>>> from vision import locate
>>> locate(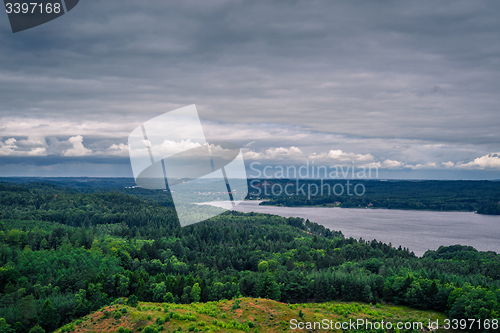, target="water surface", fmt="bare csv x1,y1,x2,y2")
202,201,500,256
